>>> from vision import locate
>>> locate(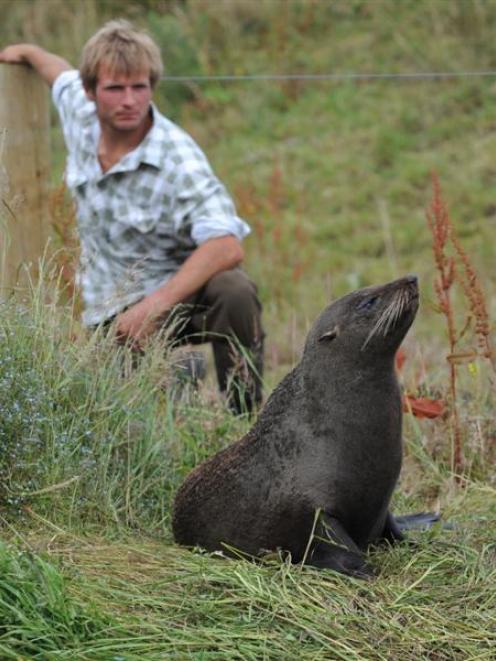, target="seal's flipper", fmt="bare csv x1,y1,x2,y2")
381,510,406,544
307,544,374,579
306,514,374,579
379,511,445,546
394,511,442,531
